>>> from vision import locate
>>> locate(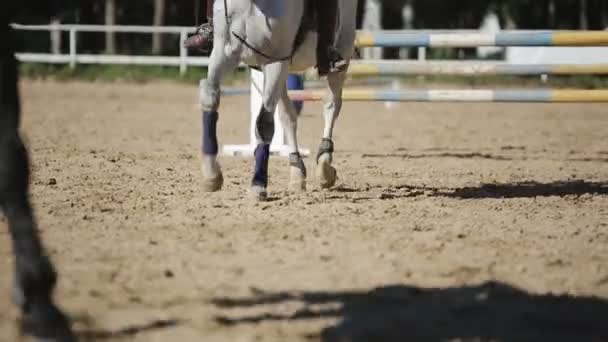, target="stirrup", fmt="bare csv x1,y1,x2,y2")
327,47,347,73
330,59,348,73
195,23,213,36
